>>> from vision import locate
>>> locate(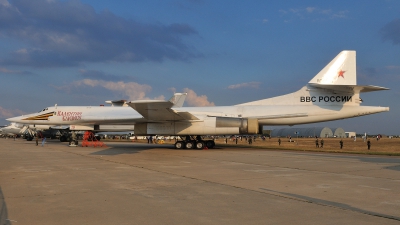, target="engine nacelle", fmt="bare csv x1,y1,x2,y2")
134,117,259,135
